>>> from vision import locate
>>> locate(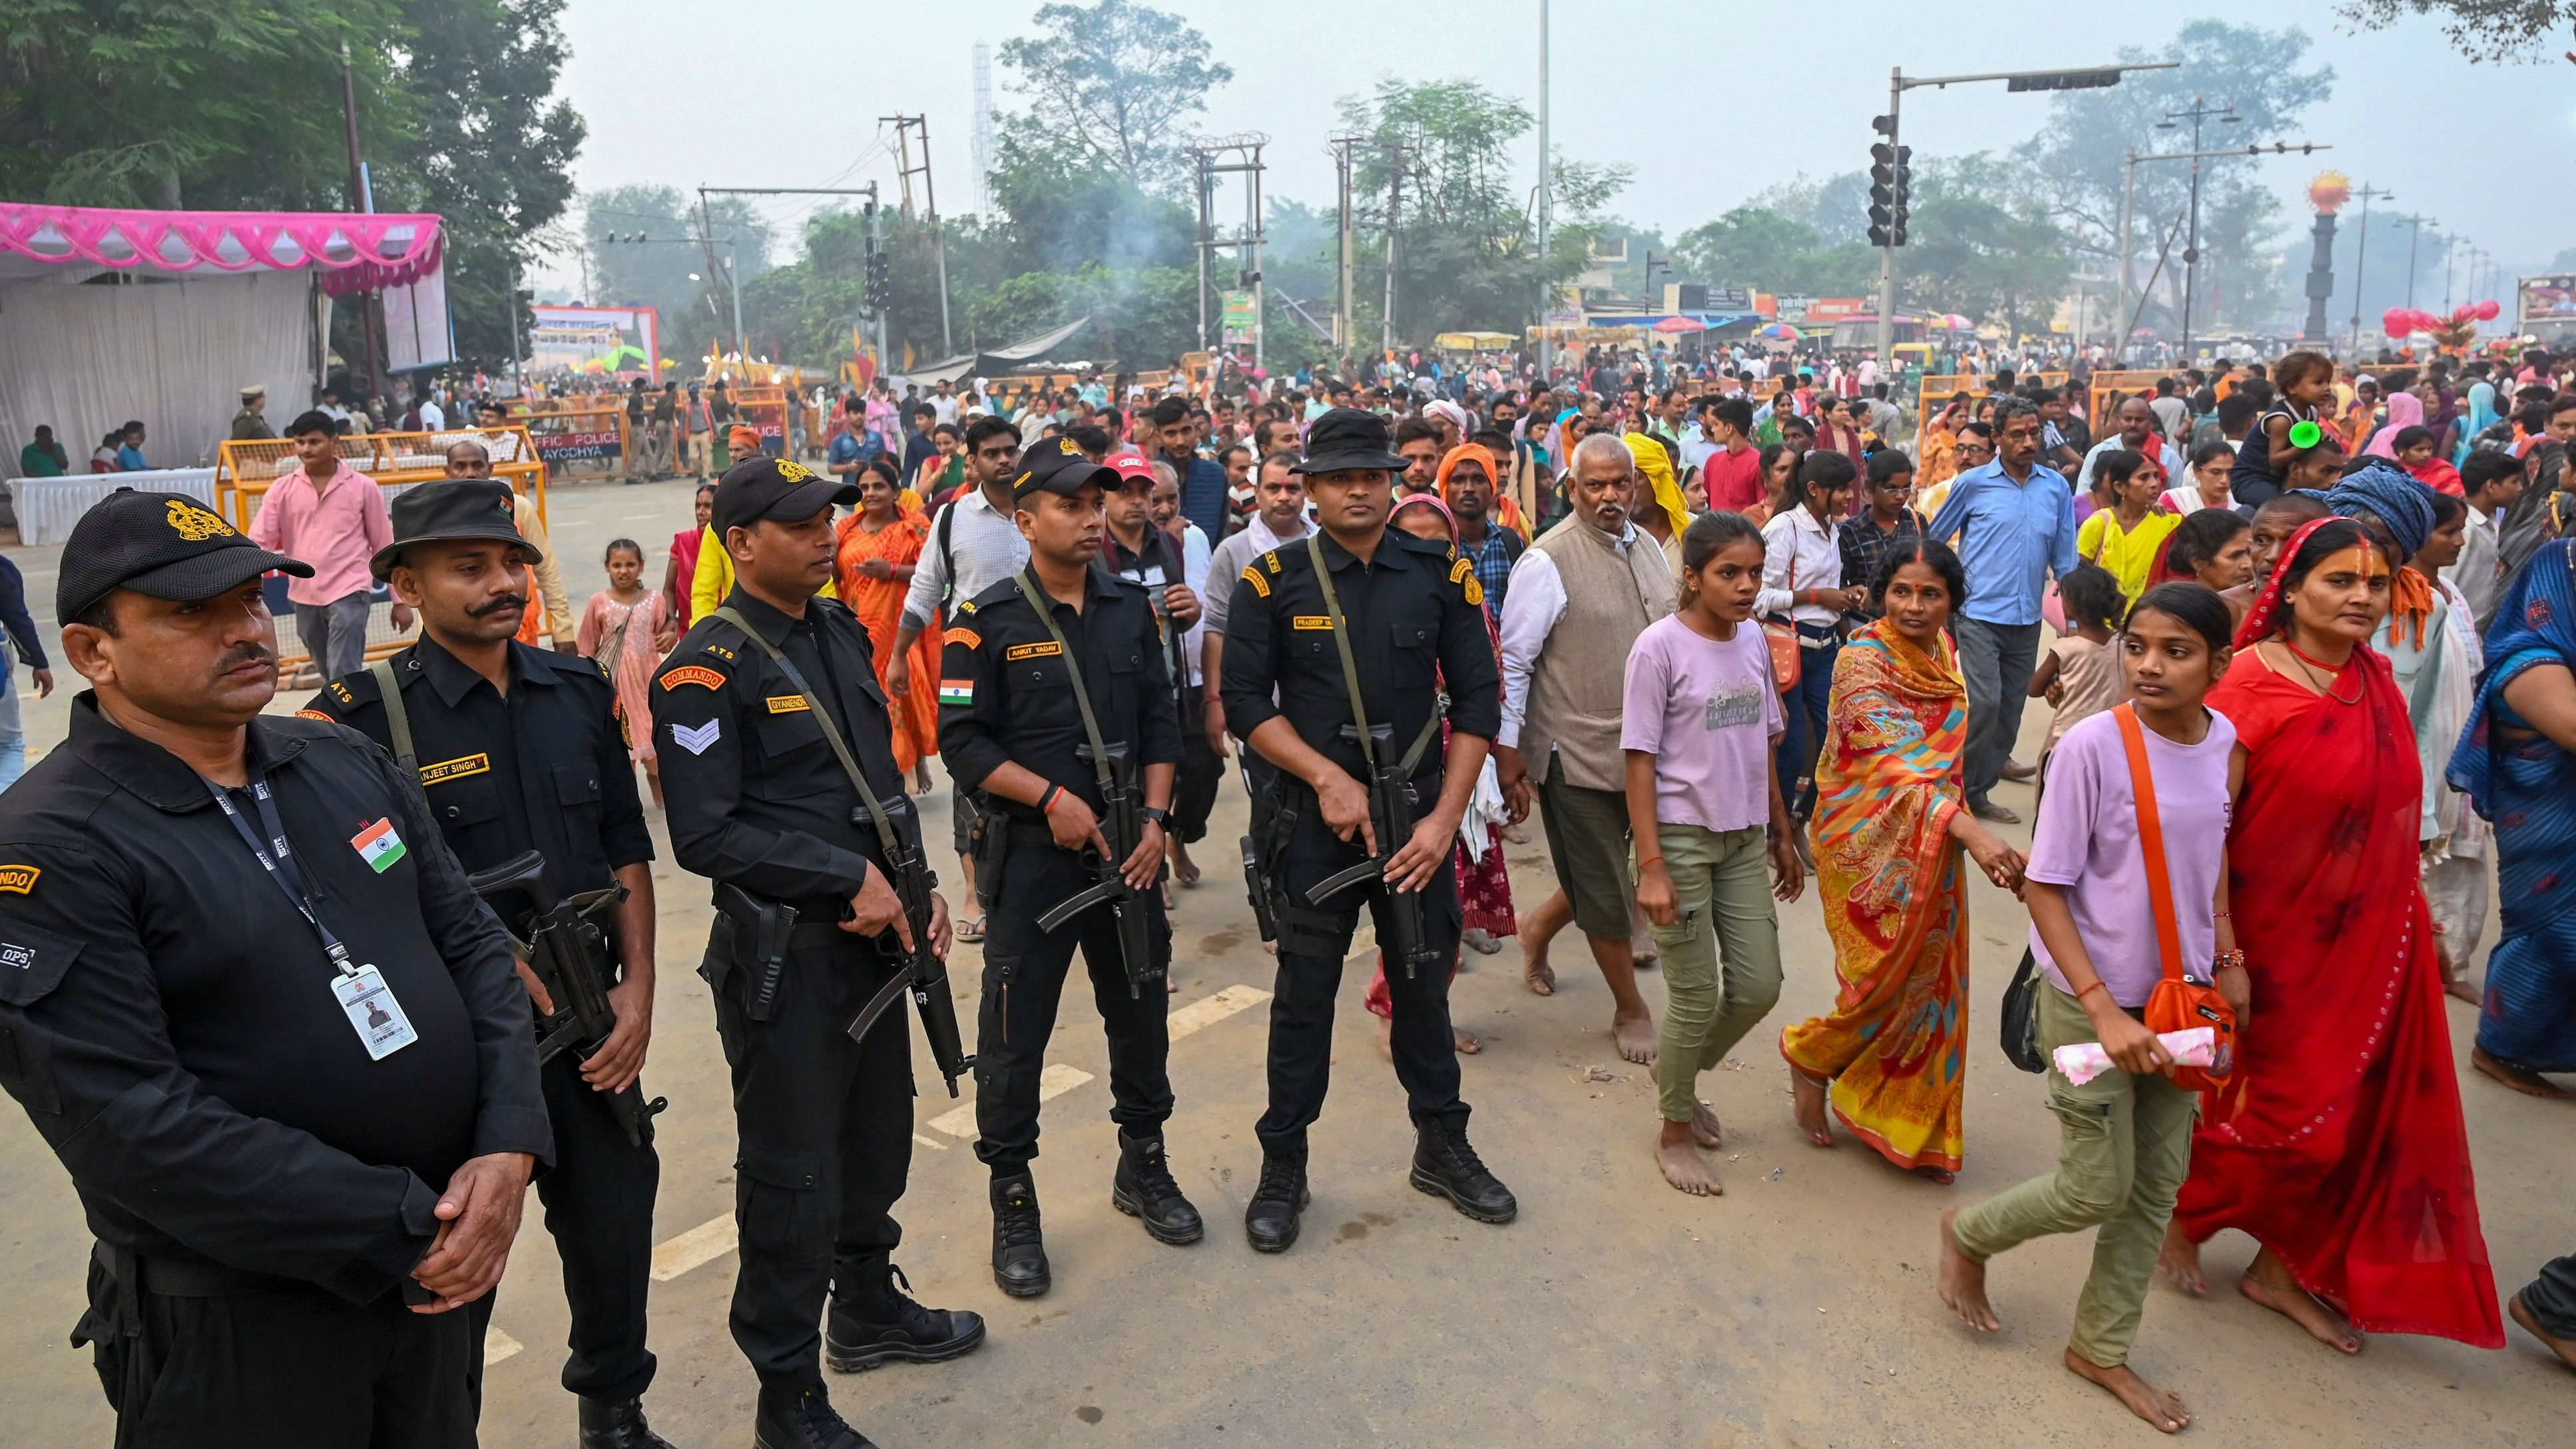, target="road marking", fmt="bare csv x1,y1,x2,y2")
1168,982,1272,1038
483,1326,525,1367
642,983,1269,1281
650,1214,742,1283
928,1061,1090,1138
